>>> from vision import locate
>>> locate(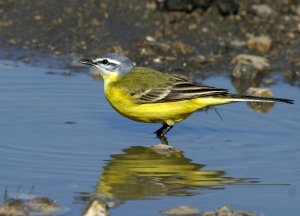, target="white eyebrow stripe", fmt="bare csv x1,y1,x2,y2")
94,58,121,65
